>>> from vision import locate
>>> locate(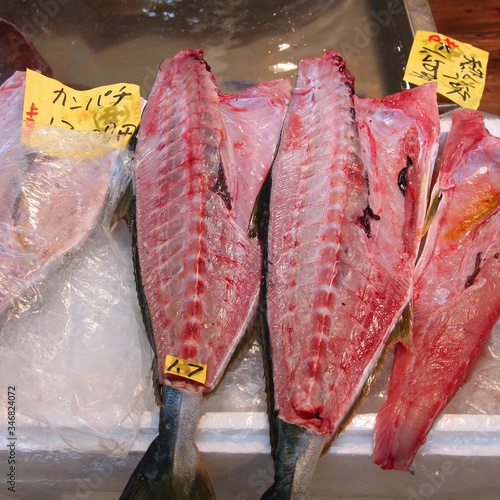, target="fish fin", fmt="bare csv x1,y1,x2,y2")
121,387,216,500
119,436,216,500
110,180,134,230
389,301,413,349
422,191,443,237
